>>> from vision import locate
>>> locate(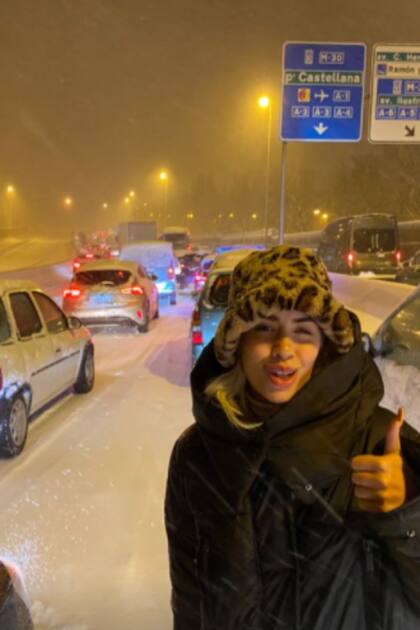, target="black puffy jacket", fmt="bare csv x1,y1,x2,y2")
165,334,420,630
